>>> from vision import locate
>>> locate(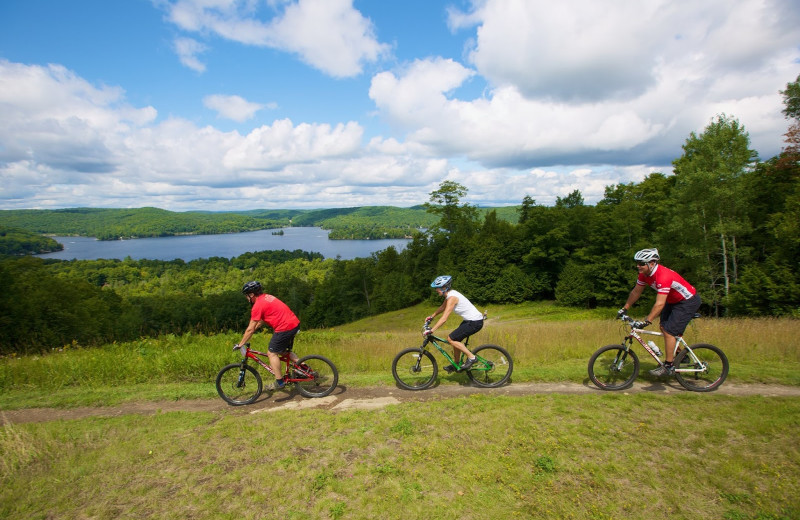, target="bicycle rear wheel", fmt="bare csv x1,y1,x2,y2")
674,343,728,392
216,363,263,405
295,355,339,397
588,345,639,390
466,344,513,388
392,348,438,390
